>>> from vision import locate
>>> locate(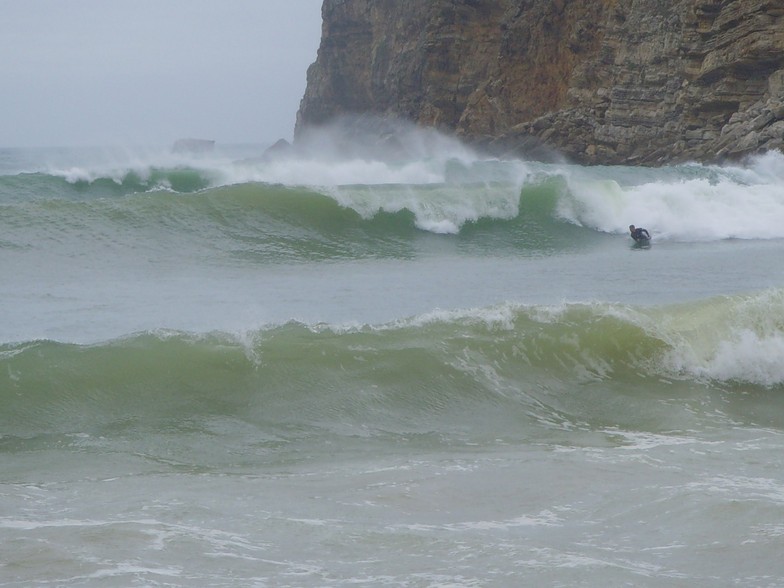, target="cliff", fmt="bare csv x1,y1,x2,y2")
295,0,784,165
